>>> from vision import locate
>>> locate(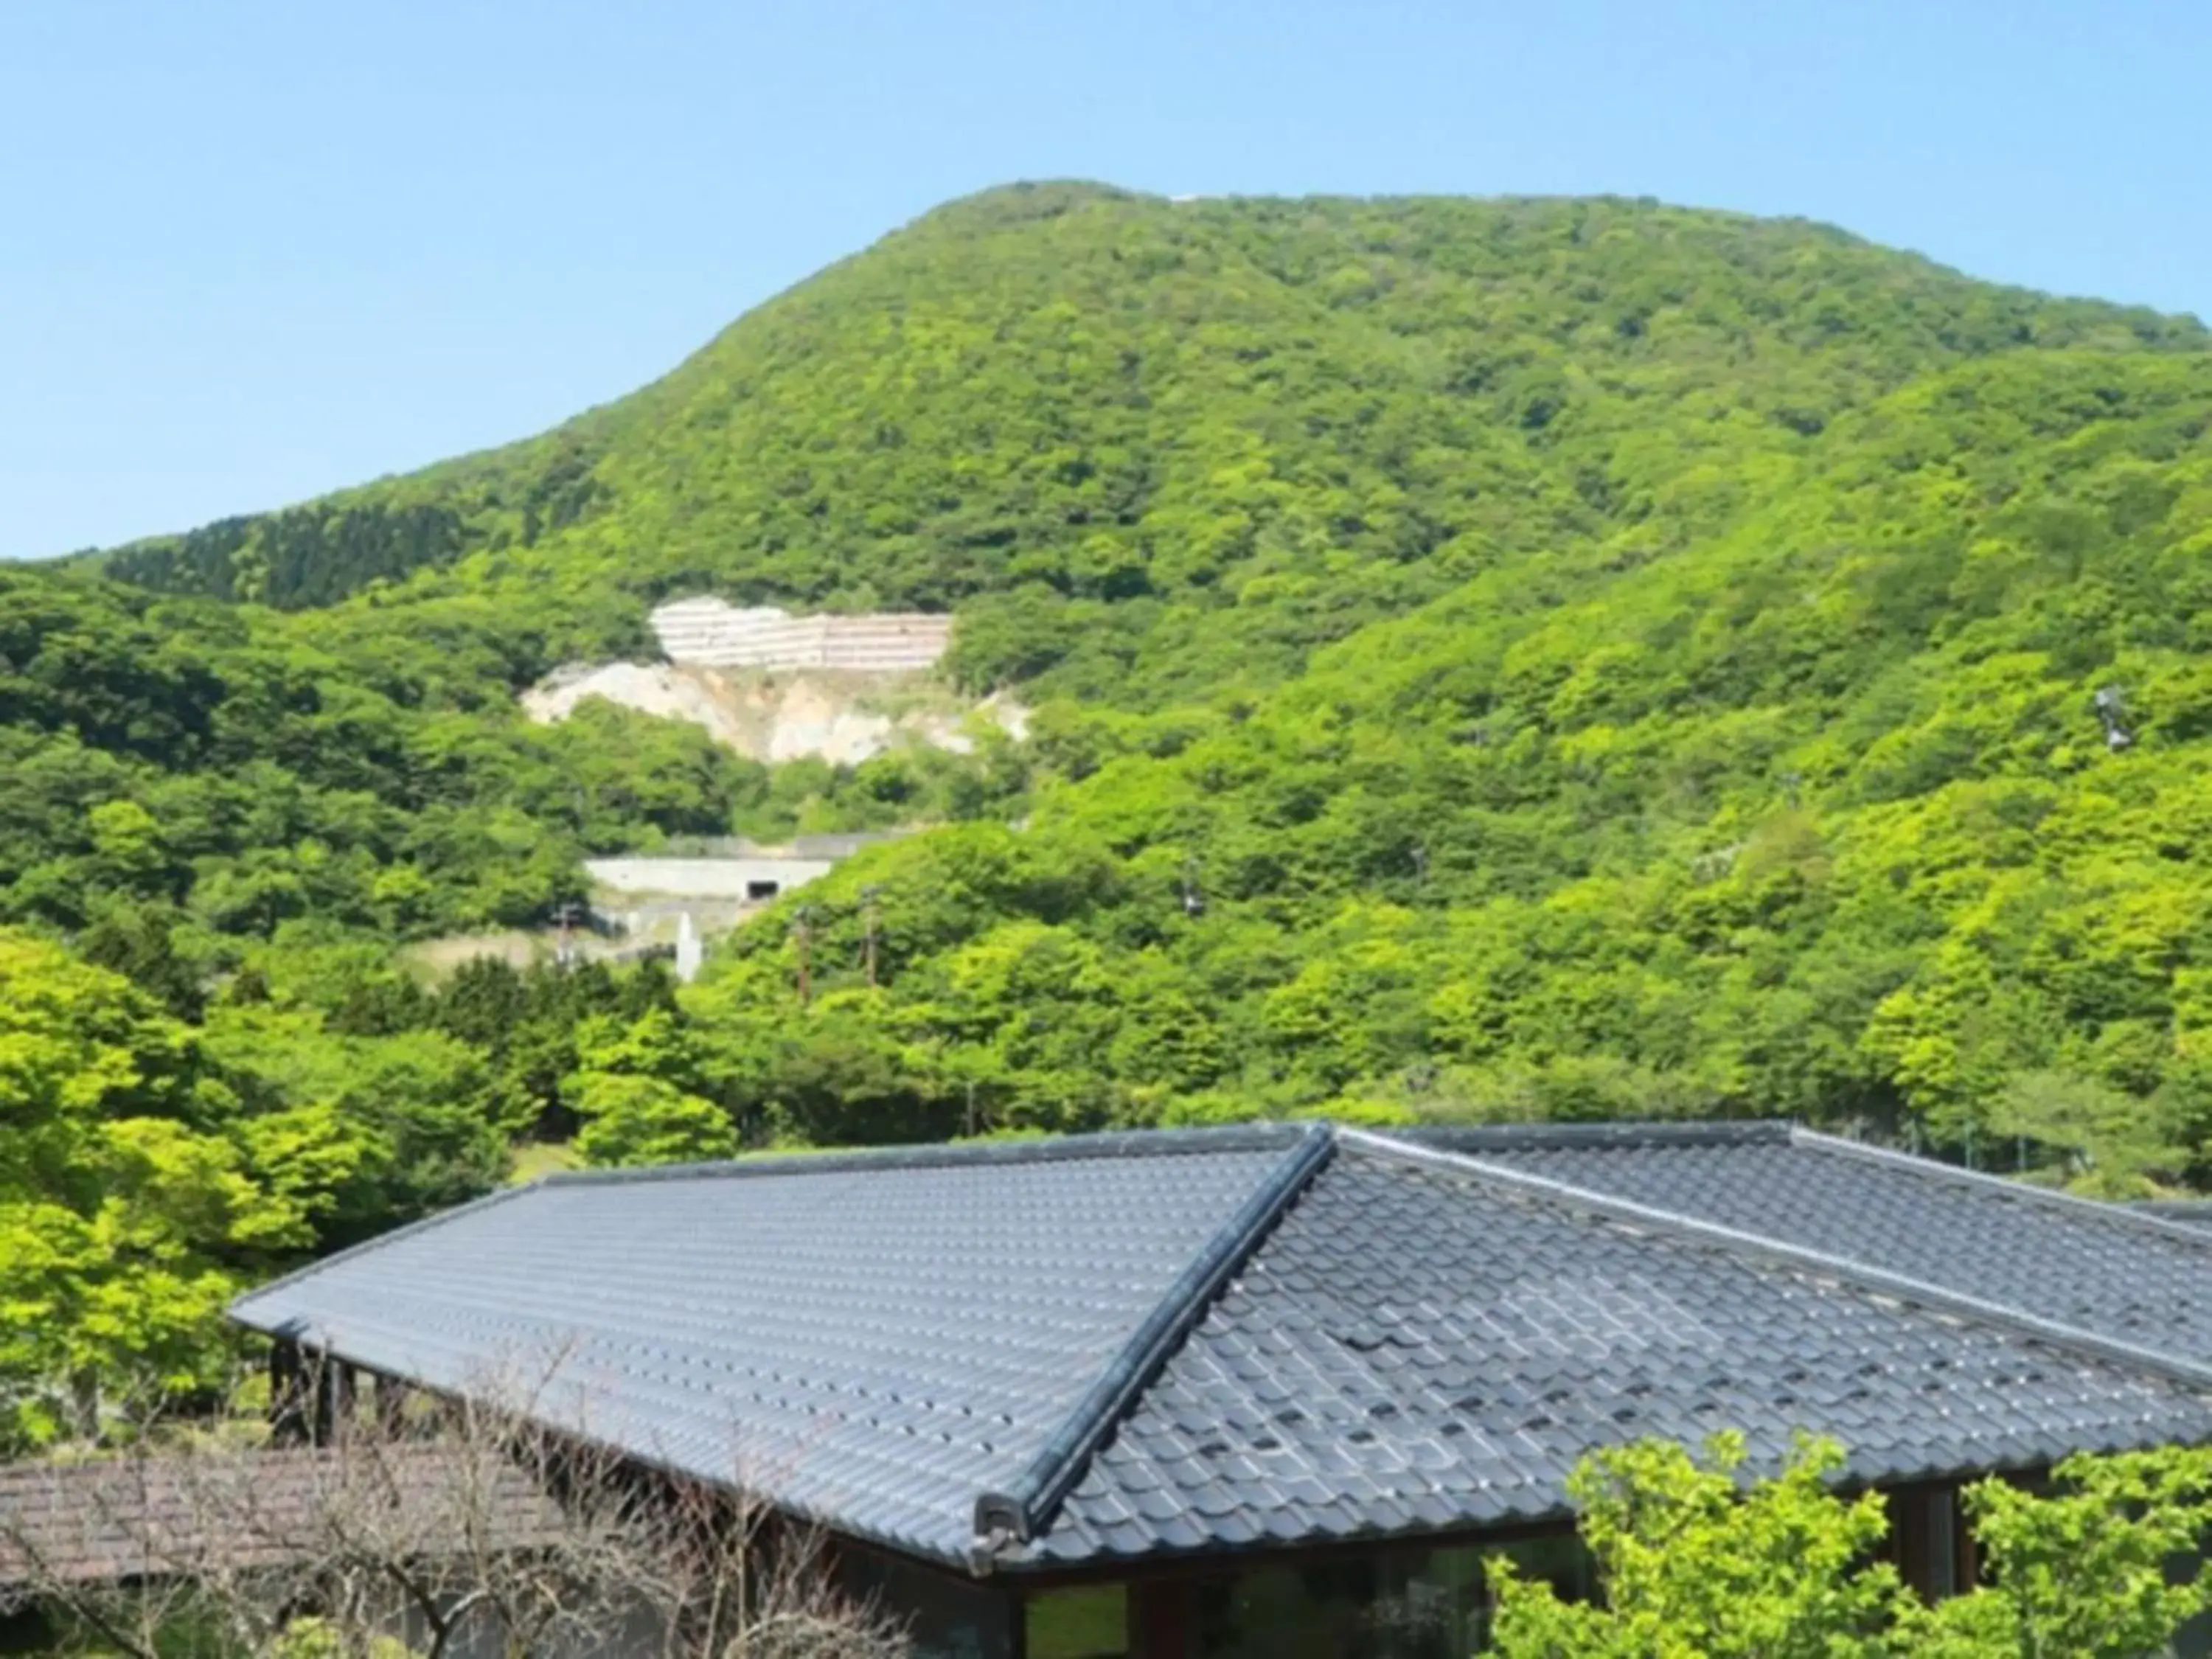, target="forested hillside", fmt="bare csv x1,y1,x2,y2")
703,348,2212,1167
86,182,2195,698
10,182,2212,1436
